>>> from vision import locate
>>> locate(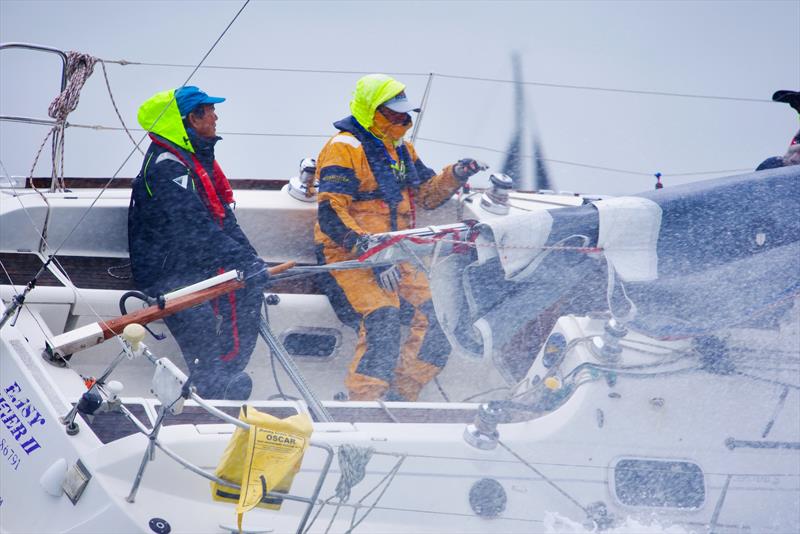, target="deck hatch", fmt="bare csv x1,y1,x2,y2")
613,458,705,509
